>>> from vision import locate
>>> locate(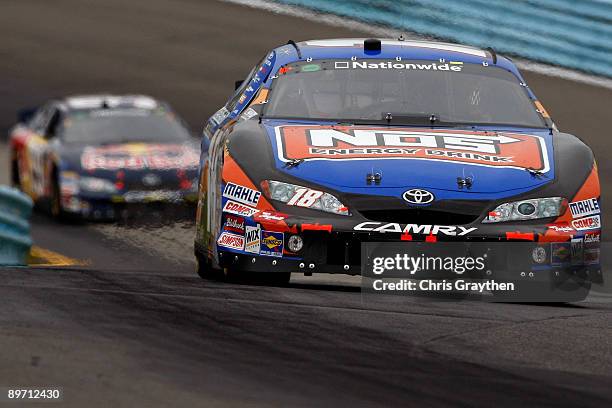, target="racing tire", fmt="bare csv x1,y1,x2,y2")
10,157,20,189
226,270,291,286
262,272,291,286
50,172,69,222
195,250,223,280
